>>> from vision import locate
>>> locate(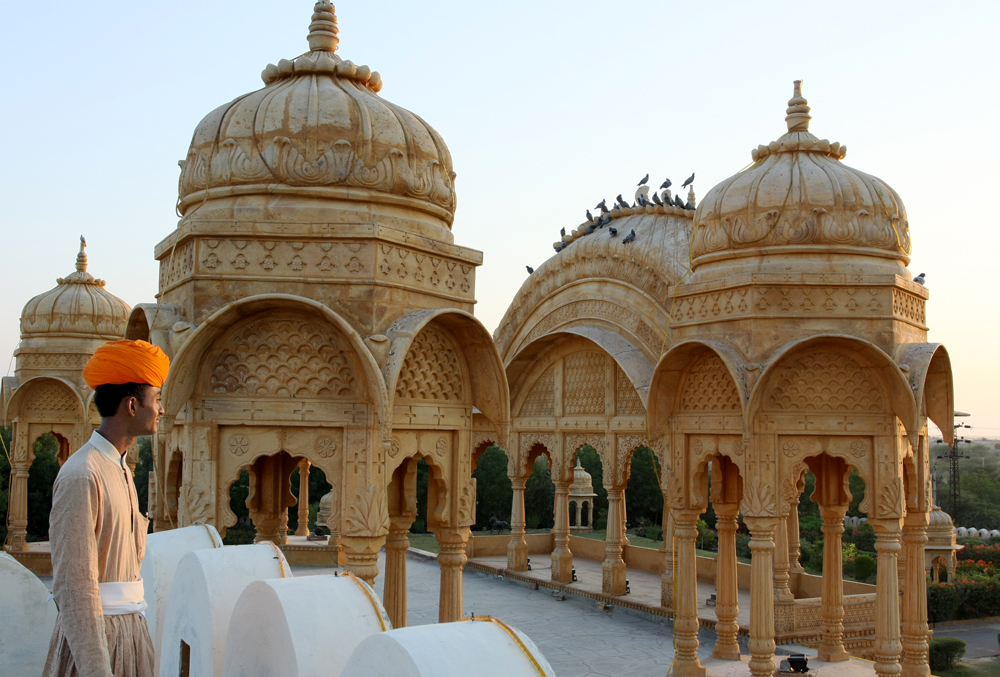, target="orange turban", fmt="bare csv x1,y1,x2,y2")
83,340,170,388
